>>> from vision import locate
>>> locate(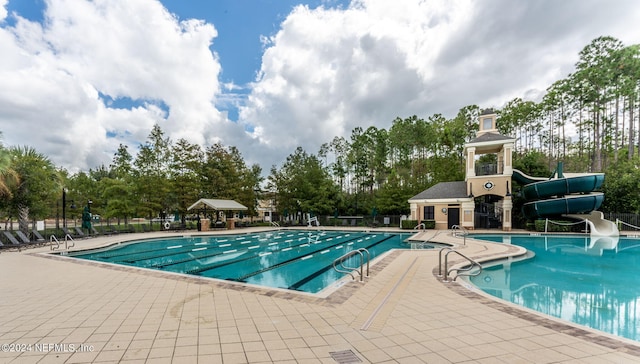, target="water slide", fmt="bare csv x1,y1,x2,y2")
512,167,618,237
